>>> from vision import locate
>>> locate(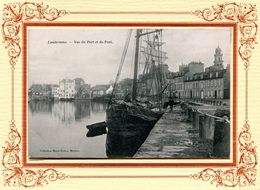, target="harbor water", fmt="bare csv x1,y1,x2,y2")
28,100,107,158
